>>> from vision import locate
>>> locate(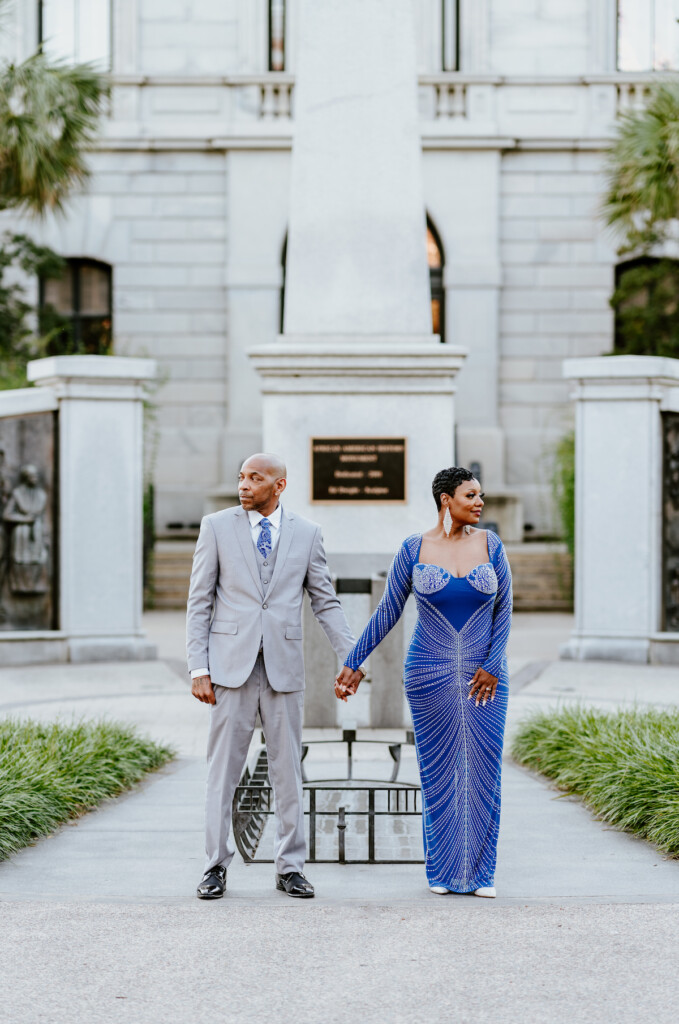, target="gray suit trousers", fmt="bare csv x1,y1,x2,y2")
204,653,305,875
